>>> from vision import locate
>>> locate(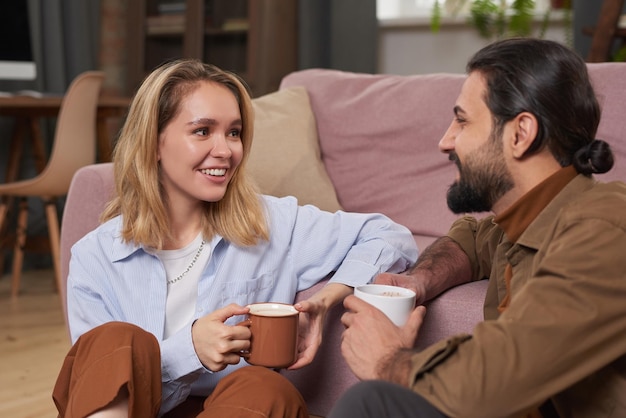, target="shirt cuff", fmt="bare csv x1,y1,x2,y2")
329,259,380,288
161,322,205,382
